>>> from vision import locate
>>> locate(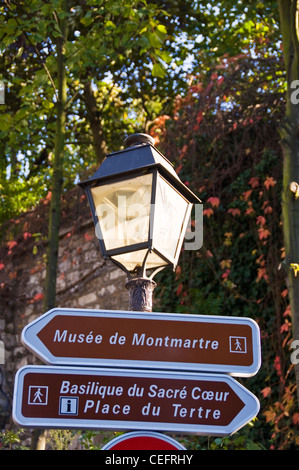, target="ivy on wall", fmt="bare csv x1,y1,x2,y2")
152,51,298,450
